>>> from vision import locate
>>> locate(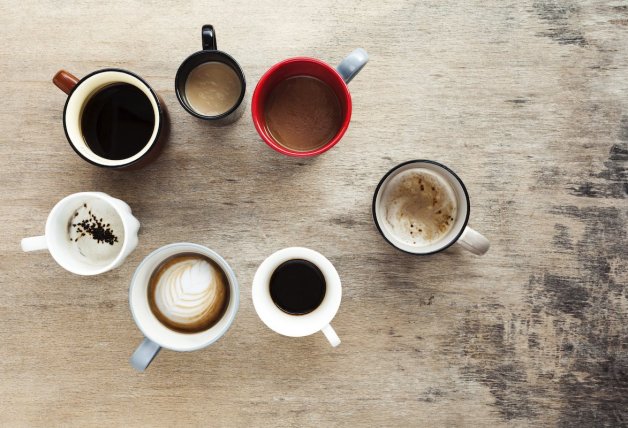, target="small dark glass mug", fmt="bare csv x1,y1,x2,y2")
175,25,246,125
